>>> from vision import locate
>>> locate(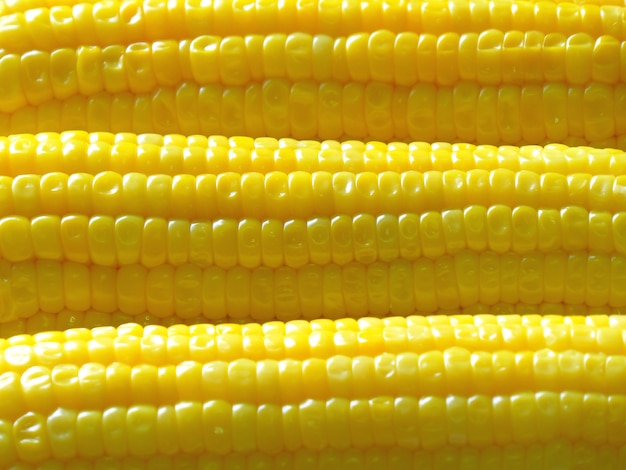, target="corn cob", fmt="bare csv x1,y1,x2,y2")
3,302,626,338
0,141,623,321
3,133,626,177
0,252,623,323
2,81,625,147
2,316,626,465
8,348,626,405
5,30,625,110
7,441,625,470
0,0,101,15
0,207,624,267
3,314,626,366
7,443,626,470
1,394,626,463
2,169,626,220
2,0,626,465
2,0,626,54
